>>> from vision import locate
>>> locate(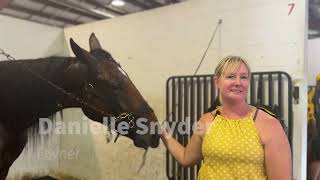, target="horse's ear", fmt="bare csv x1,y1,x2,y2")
70,38,94,64
89,33,102,51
